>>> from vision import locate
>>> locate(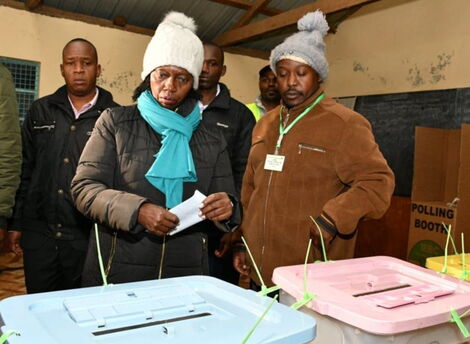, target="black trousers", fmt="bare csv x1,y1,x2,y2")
22,232,87,294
